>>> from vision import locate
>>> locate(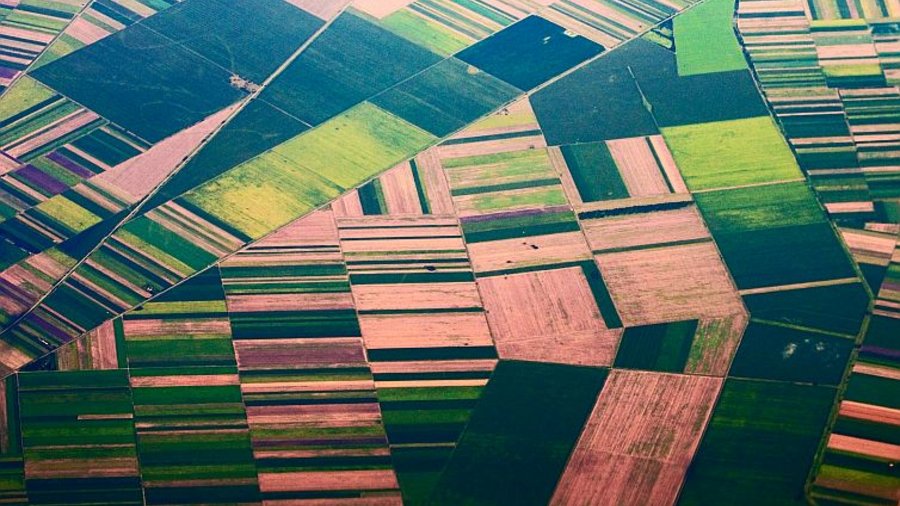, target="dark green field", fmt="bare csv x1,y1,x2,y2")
260,12,441,126
531,41,659,144
31,25,244,143
371,57,520,137
141,0,323,82
679,379,837,505
559,141,630,201
614,320,698,372
743,282,870,335
729,322,855,385
430,361,608,505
